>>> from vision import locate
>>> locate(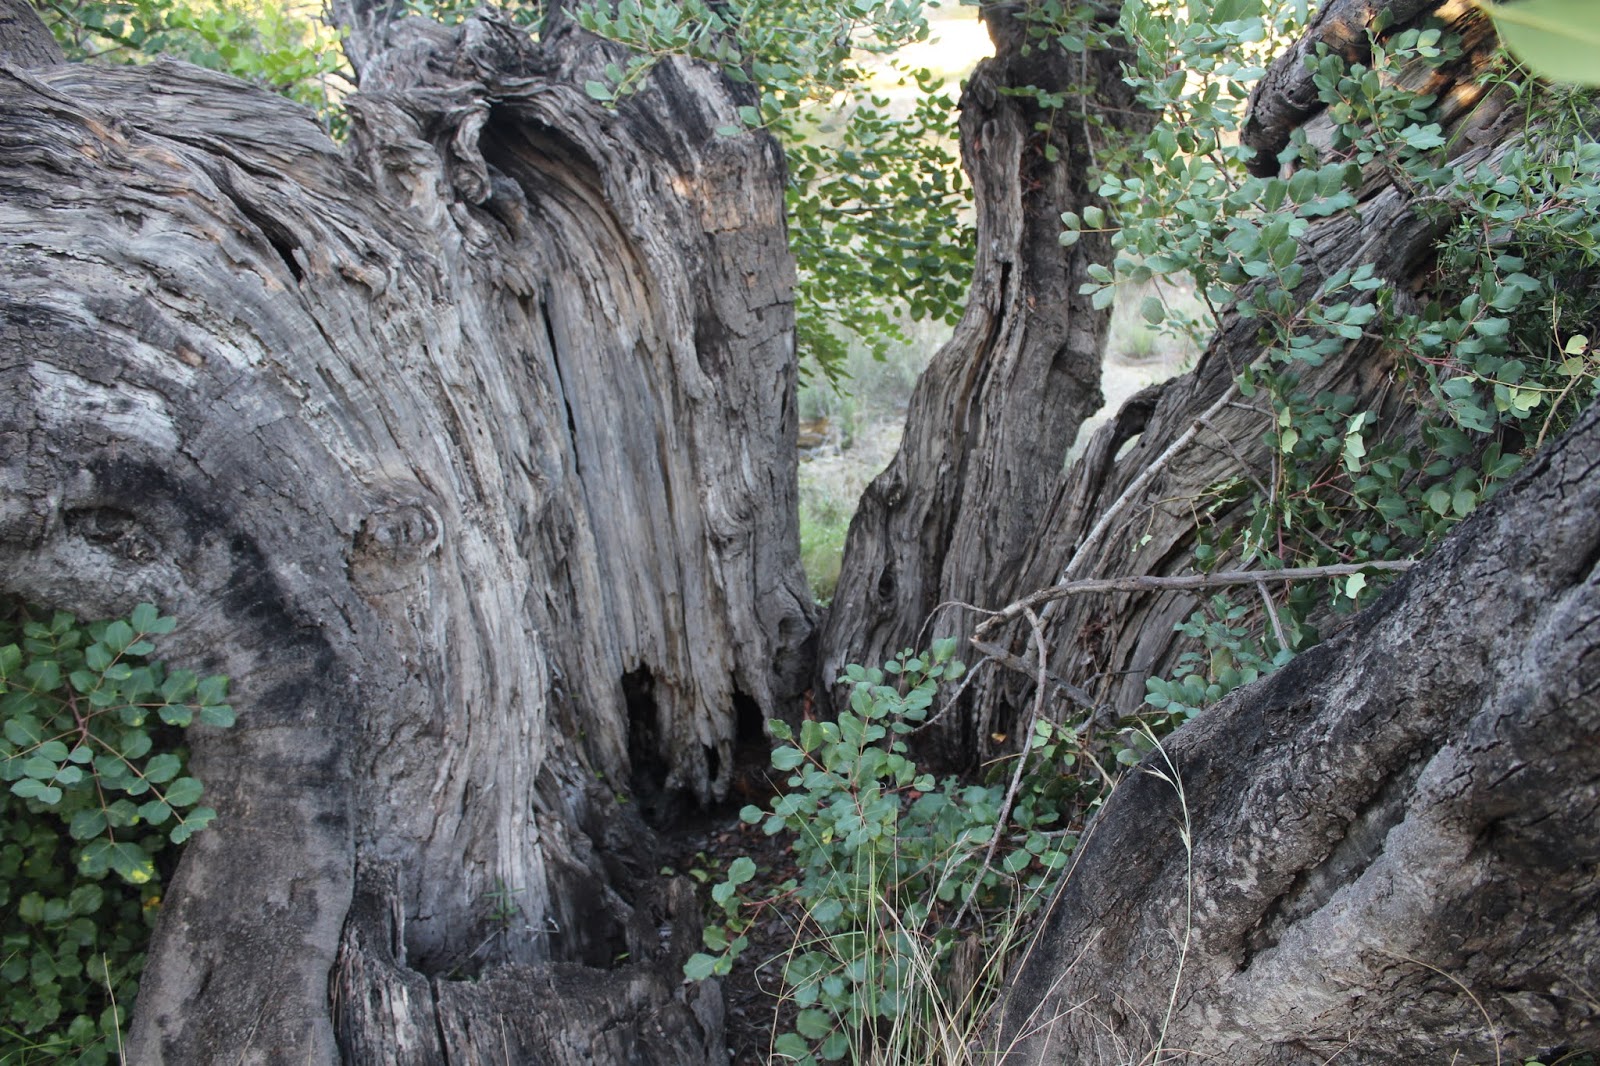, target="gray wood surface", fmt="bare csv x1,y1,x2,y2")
1000,388,1600,1064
